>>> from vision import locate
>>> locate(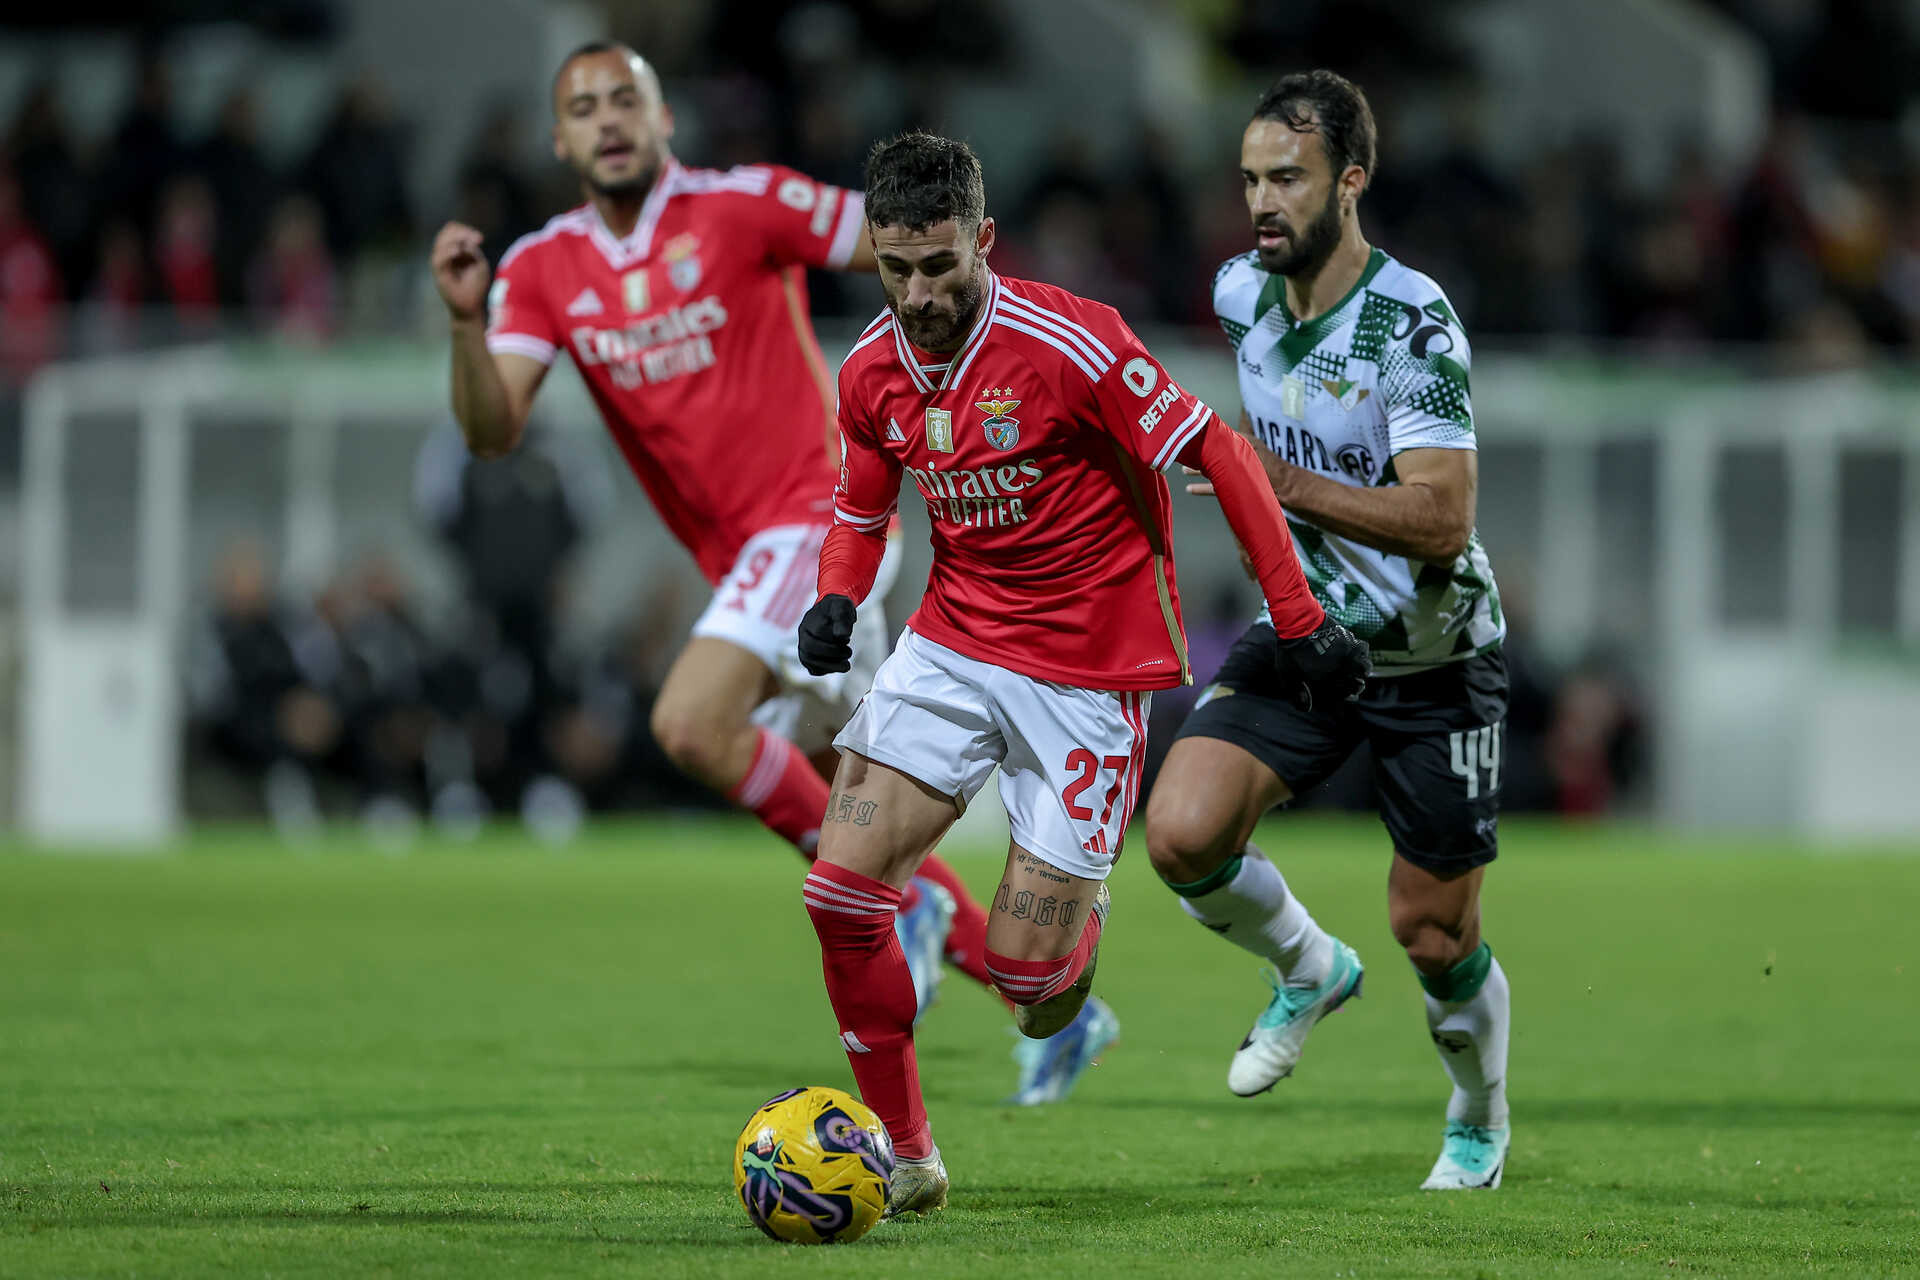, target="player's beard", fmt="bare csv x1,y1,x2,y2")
1256,184,1343,278
892,268,984,354
582,148,662,202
